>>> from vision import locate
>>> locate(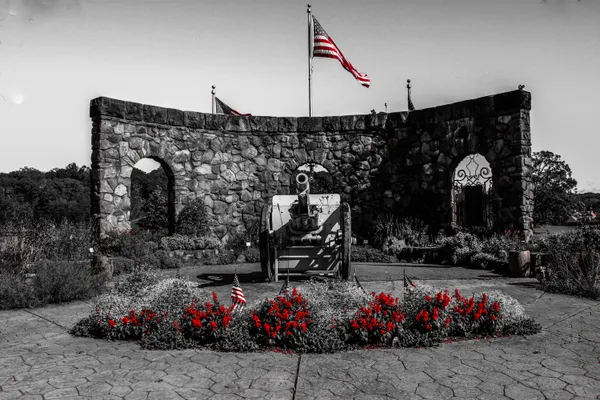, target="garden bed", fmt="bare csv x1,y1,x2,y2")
70,270,542,353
